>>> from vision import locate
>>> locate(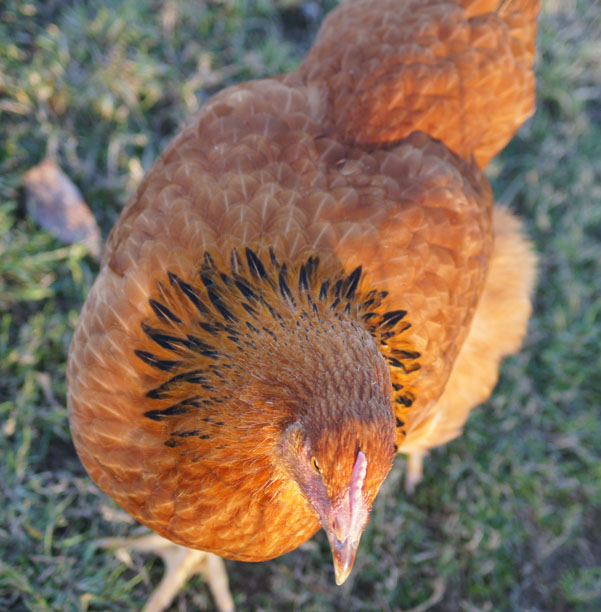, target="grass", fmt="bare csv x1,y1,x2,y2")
1,0,600,610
